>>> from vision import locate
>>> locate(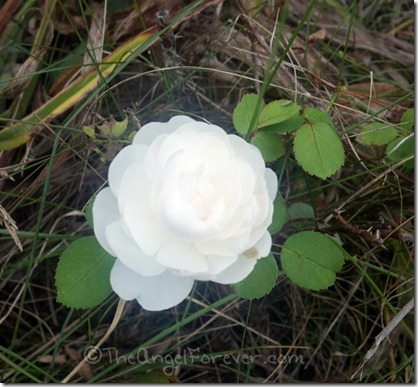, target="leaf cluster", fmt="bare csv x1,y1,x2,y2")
231,94,348,299
233,94,345,179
